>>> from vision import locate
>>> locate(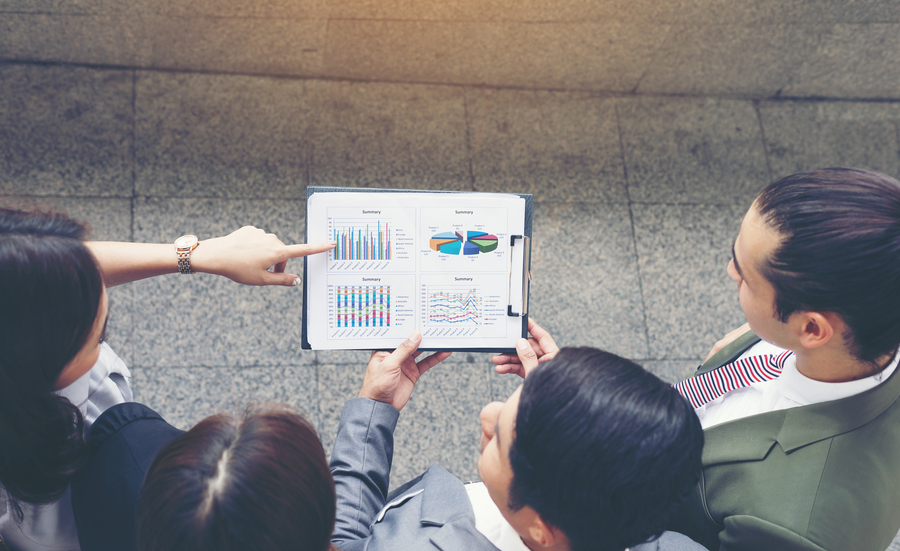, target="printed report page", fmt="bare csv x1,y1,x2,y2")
305,191,527,350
